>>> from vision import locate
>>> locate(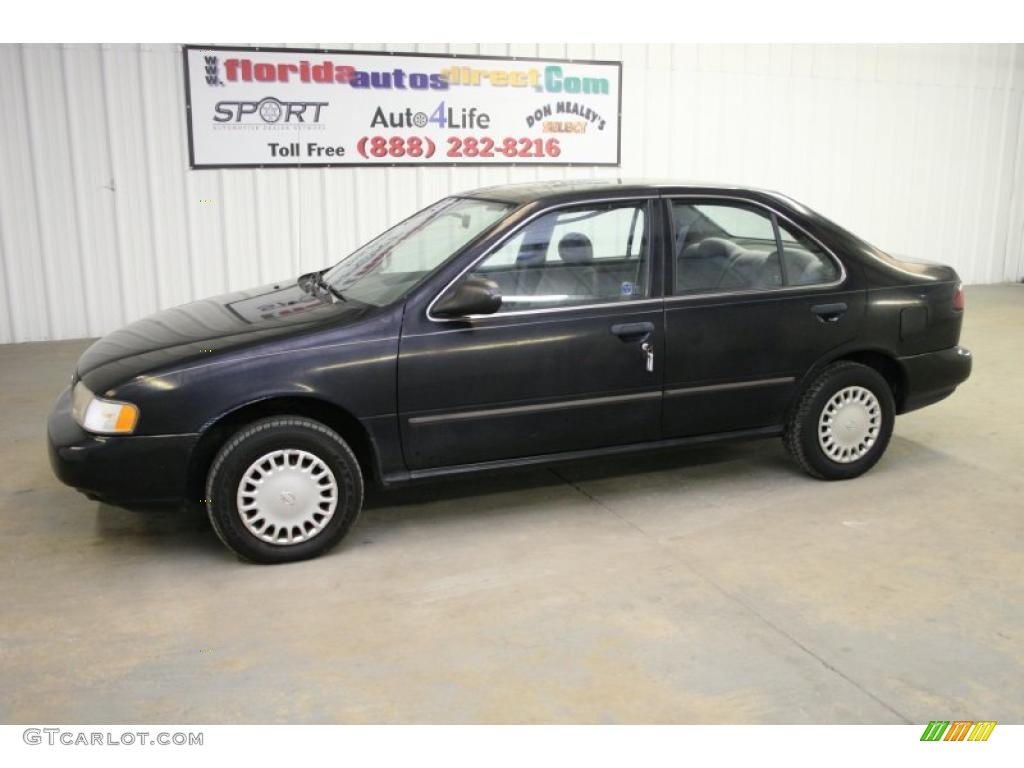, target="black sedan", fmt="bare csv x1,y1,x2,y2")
48,181,972,563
